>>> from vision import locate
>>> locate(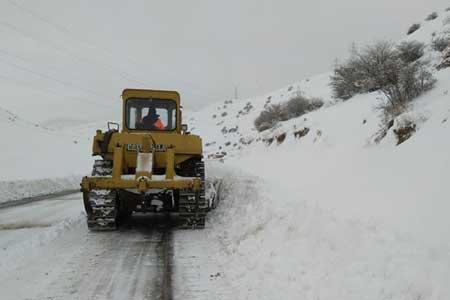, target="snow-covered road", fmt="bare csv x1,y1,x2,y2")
2,170,449,300
0,193,230,300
